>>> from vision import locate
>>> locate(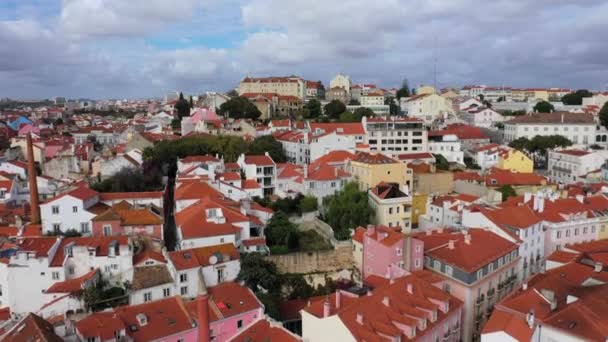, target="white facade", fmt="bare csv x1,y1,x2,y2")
362,117,429,155
428,134,464,164
503,121,596,144
329,74,351,95
402,93,453,124
360,94,385,107
461,107,505,128
40,194,99,234
548,150,608,184
310,132,356,162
